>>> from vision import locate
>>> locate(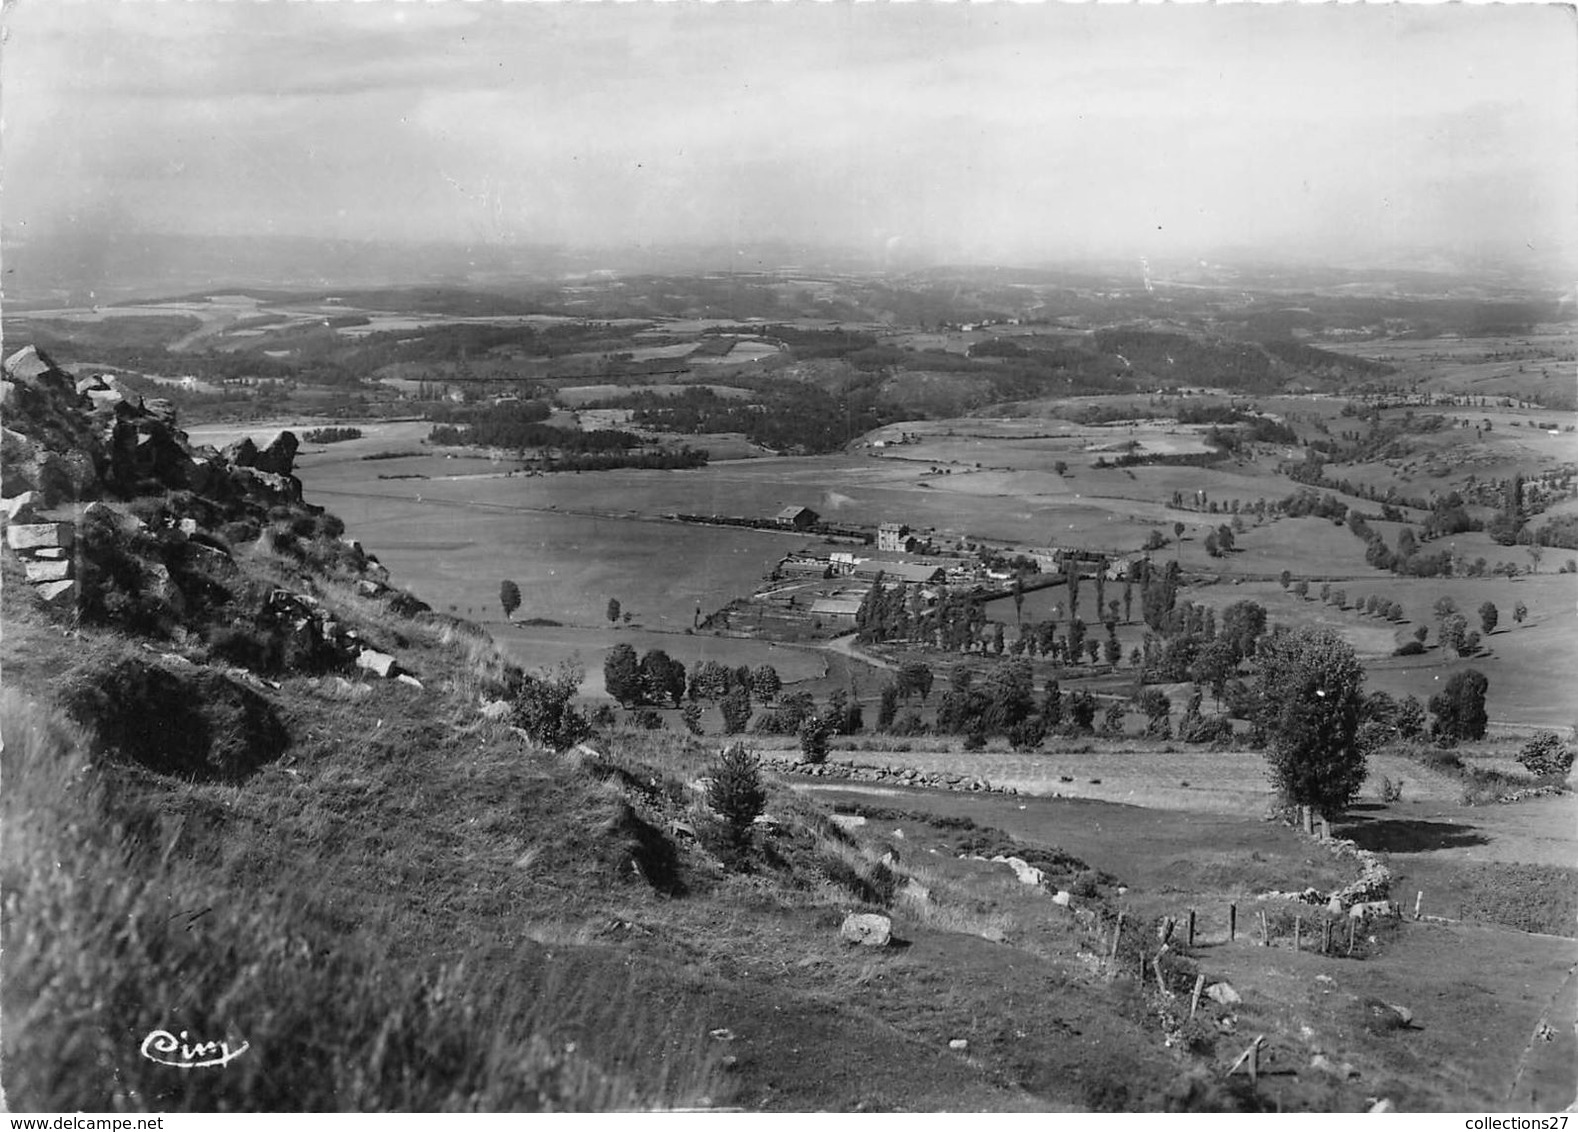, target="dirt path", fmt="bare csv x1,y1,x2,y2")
815,633,896,673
